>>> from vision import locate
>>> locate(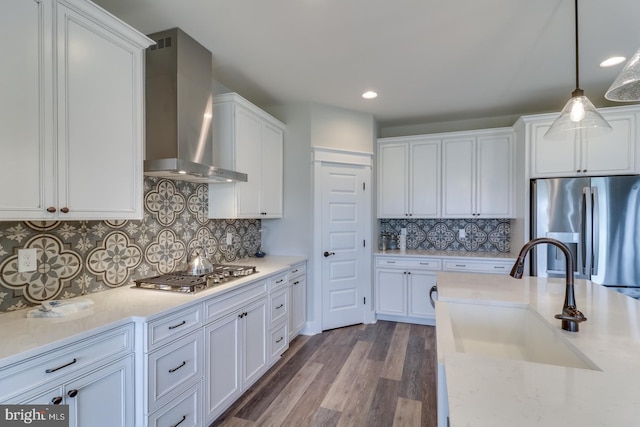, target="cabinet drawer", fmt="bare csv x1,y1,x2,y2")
0,323,133,402
204,280,267,323
147,381,202,427
289,263,306,280
443,259,514,274
269,322,289,362
270,288,288,326
146,304,202,351
147,331,202,413
376,257,442,270
268,272,288,291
